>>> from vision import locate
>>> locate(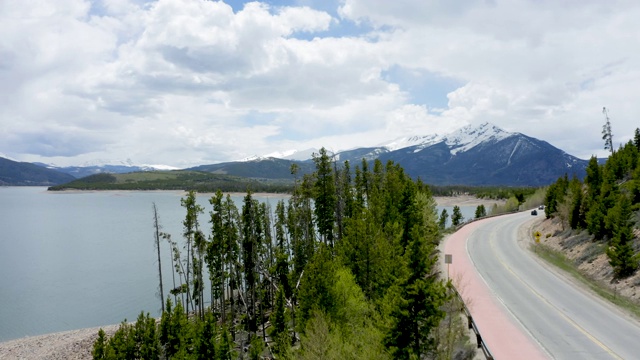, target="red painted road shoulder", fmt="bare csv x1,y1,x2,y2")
444,217,548,359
